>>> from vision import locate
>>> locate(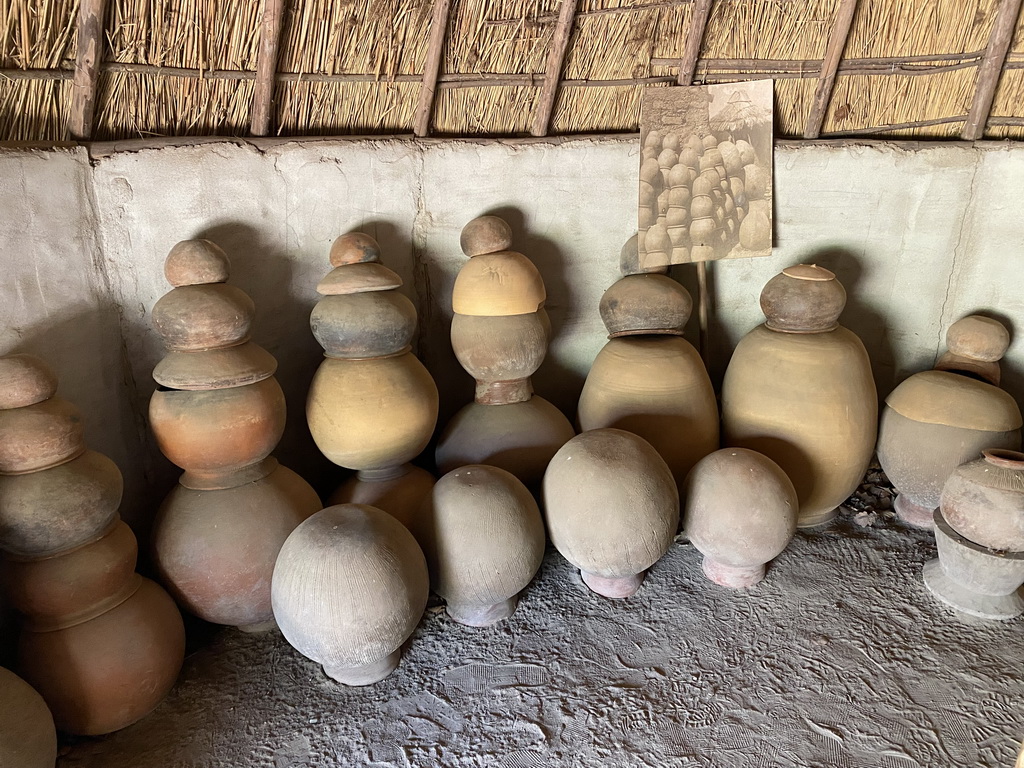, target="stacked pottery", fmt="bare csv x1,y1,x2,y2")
543,428,678,598
924,449,1024,621
436,216,575,489
721,265,877,528
307,233,439,529
0,354,184,735
683,448,798,588
272,504,429,685
878,315,1021,528
413,465,545,626
0,666,56,767
150,240,322,632
578,237,719,491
